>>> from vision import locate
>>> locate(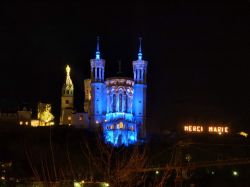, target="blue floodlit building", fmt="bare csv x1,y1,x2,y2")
83,37,148,146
